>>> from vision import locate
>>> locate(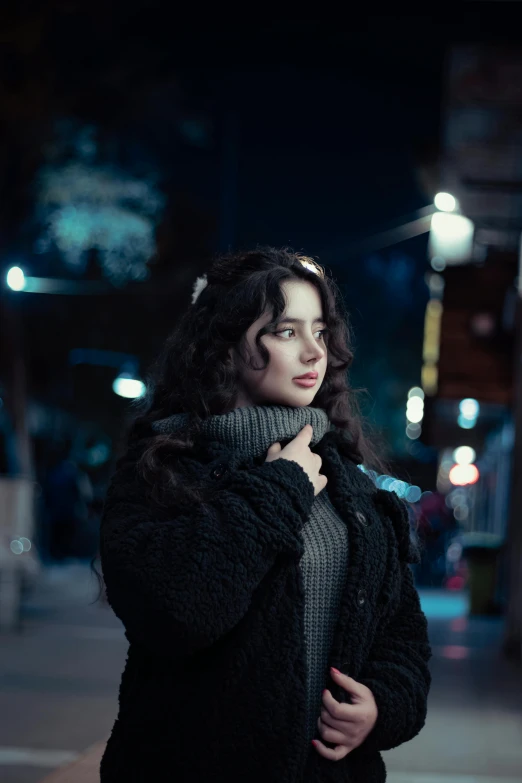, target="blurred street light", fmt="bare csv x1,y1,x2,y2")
429,212,474,264
434,192,458,212
453,446,476,465
69,349,145,400
112,372,146,399
339,192,464,262
6,267,26,291
449,463,480,486
4,272,109,295
460,398,480,419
